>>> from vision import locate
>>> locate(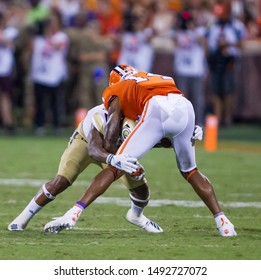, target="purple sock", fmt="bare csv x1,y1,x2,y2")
75,201,87,209
214,212,224,218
